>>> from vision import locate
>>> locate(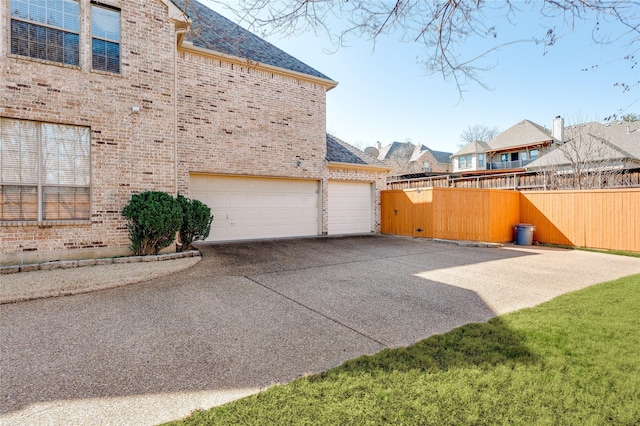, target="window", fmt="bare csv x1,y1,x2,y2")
501,153,509,162
92,3,120,73
1,118,90,221
9,0,80,66
458,155,472,169
522,152,528,161
511,152,519,161
478,153,484,167
530,149,539,160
